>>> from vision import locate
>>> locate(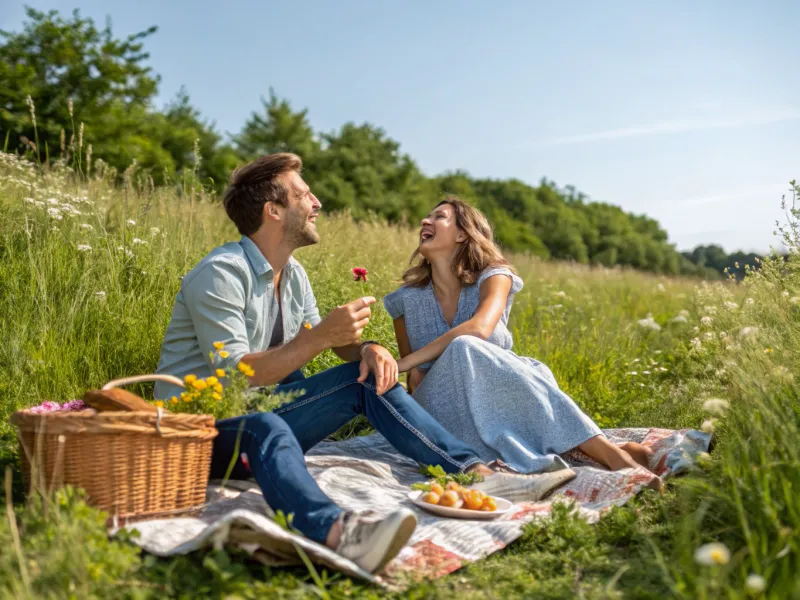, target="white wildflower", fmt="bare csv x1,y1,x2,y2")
638,315,661,331
782,291,790,297
150,226,161,235
657,283,665,292
94,291,106,301
702,305,717,315
126,219,136,226
745,574,766,594
679,309,690,318
773,366,793,383
702,398,730,415
739,326,759,339
117,246,134,258
694,542,730,566
76,244,92,253
700,419,717,434
79,223,94,231
46,207,63,220
46,197,60,206
703,332,715,341
554,291,567,298
627,371,638,376
671,315,688,324
632,358,640,363
744,297,755,306
642,370,651,375
723,301,738,310
701,316,714,327
23,197,35,204
657,366,668,372
790,296,800,305
131,238,147,245
691,338,702,349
